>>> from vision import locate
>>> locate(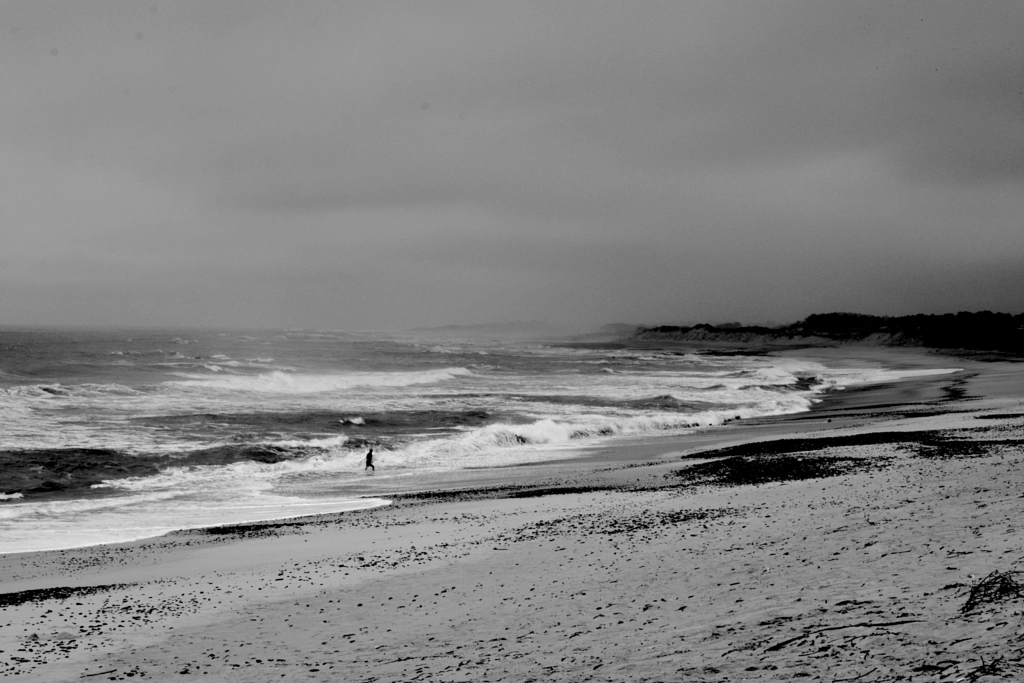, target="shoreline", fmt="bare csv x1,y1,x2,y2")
0,347,974,555
0,498,393,559
318,347,973,494
0,347,968,555
2,346,1023,681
